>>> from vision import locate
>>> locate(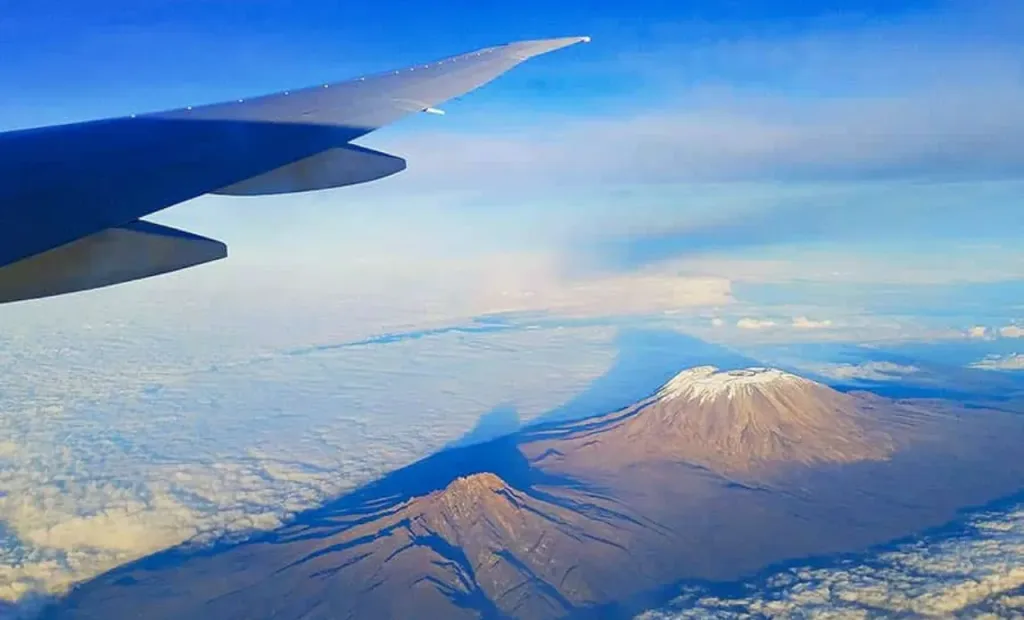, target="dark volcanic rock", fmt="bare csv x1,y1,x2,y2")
44,367,1024,620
